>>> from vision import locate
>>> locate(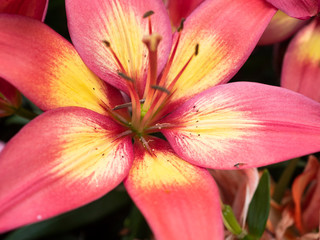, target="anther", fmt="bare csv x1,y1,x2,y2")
151,85,170,94
195,44,199,56
143,10,154,18
117,72,134,82
177,18,185,32
102,40,111,47
234,162,246,168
